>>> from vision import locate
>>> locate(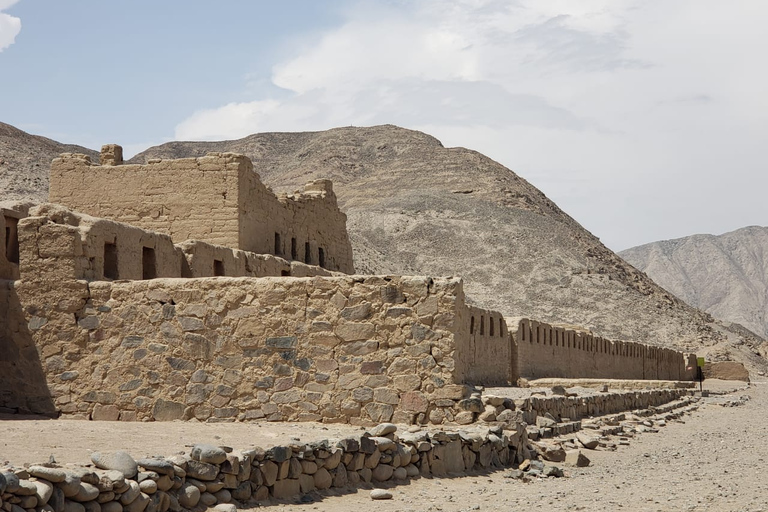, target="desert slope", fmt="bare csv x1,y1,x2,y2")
128,125,765,366
620,226,768,340
0,122,98,202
